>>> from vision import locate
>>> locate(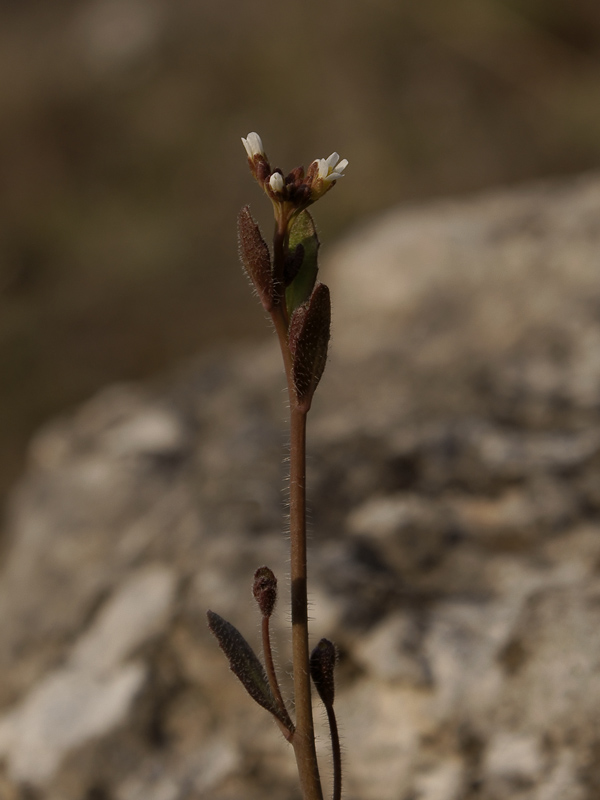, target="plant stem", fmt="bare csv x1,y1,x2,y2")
262,616,294,740
325,703,342,800
271,222,323,800
272,223,289,325
289,405,323,800
272,309,293,379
